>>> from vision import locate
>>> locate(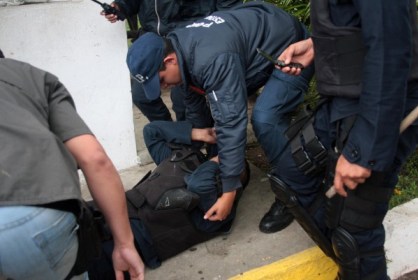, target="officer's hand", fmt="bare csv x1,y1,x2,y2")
278,38,314,75
210,156,219,163
203,191,236,221
191,127,217,144
333,154,372,197
100,2,120,23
